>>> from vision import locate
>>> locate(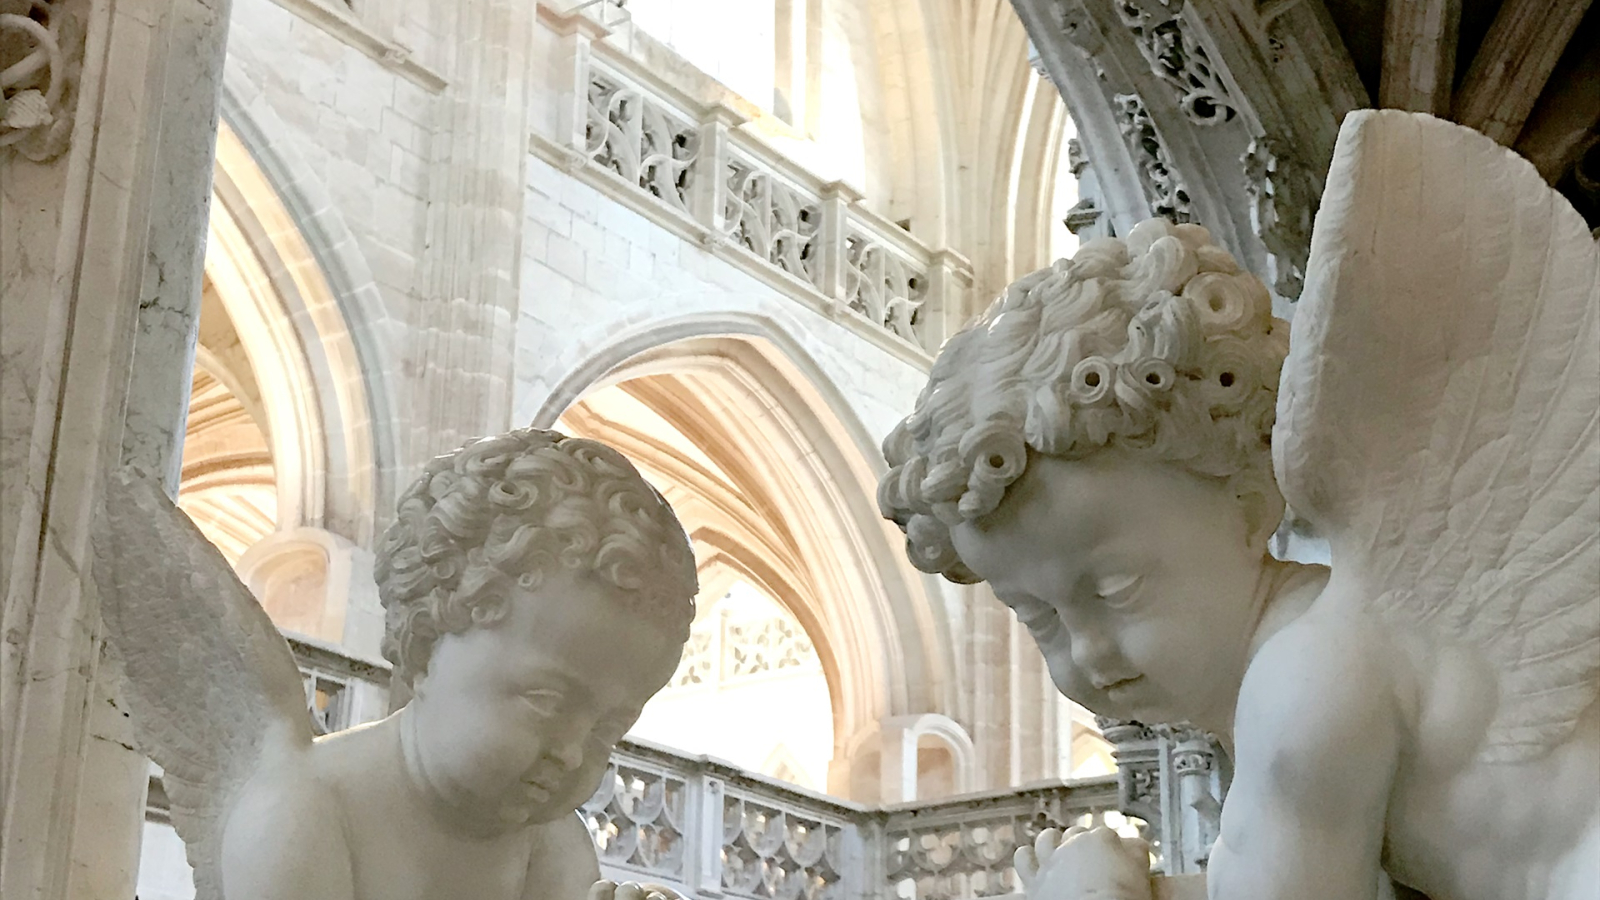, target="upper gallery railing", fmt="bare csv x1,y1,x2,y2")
530,3,973,364
878,779,1130,900
145,640,1198,899
584,737,1127,900
274,644,1144,899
